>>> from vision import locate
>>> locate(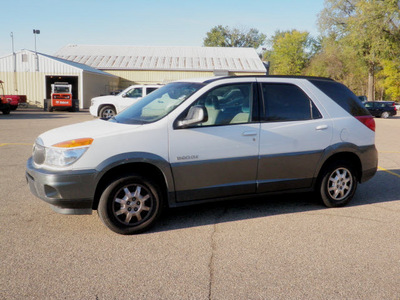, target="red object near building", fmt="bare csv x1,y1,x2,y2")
45,82,79,112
